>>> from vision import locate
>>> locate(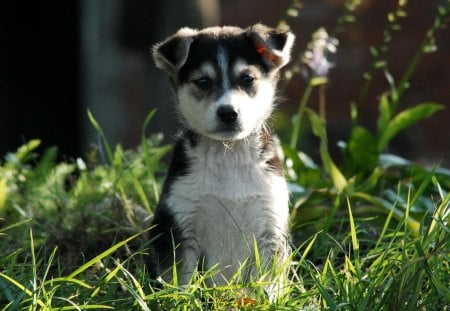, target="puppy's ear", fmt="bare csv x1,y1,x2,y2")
152,28,197,75
246,24,295,70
